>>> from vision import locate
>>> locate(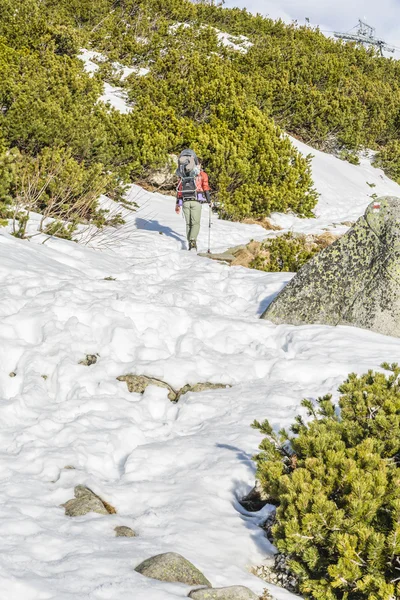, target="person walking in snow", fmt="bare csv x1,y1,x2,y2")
175,149,211,251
